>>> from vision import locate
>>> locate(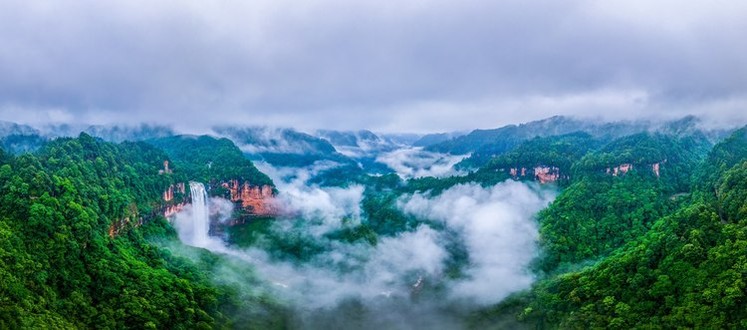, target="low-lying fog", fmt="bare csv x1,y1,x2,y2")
172,151,555,329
